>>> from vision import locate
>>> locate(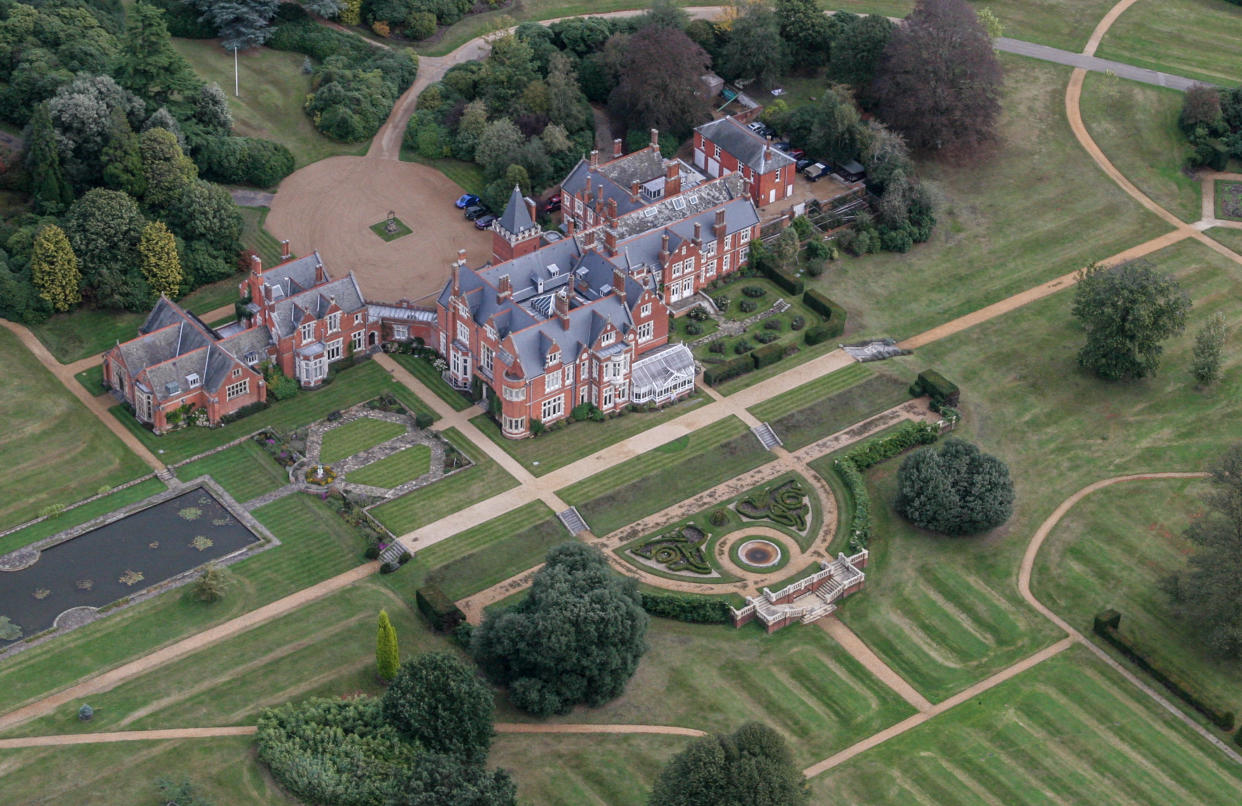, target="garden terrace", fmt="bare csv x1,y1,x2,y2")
0,328,150,533
0,484,266,650
467,392,708,477
557,416,773,537
173,441,289,503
